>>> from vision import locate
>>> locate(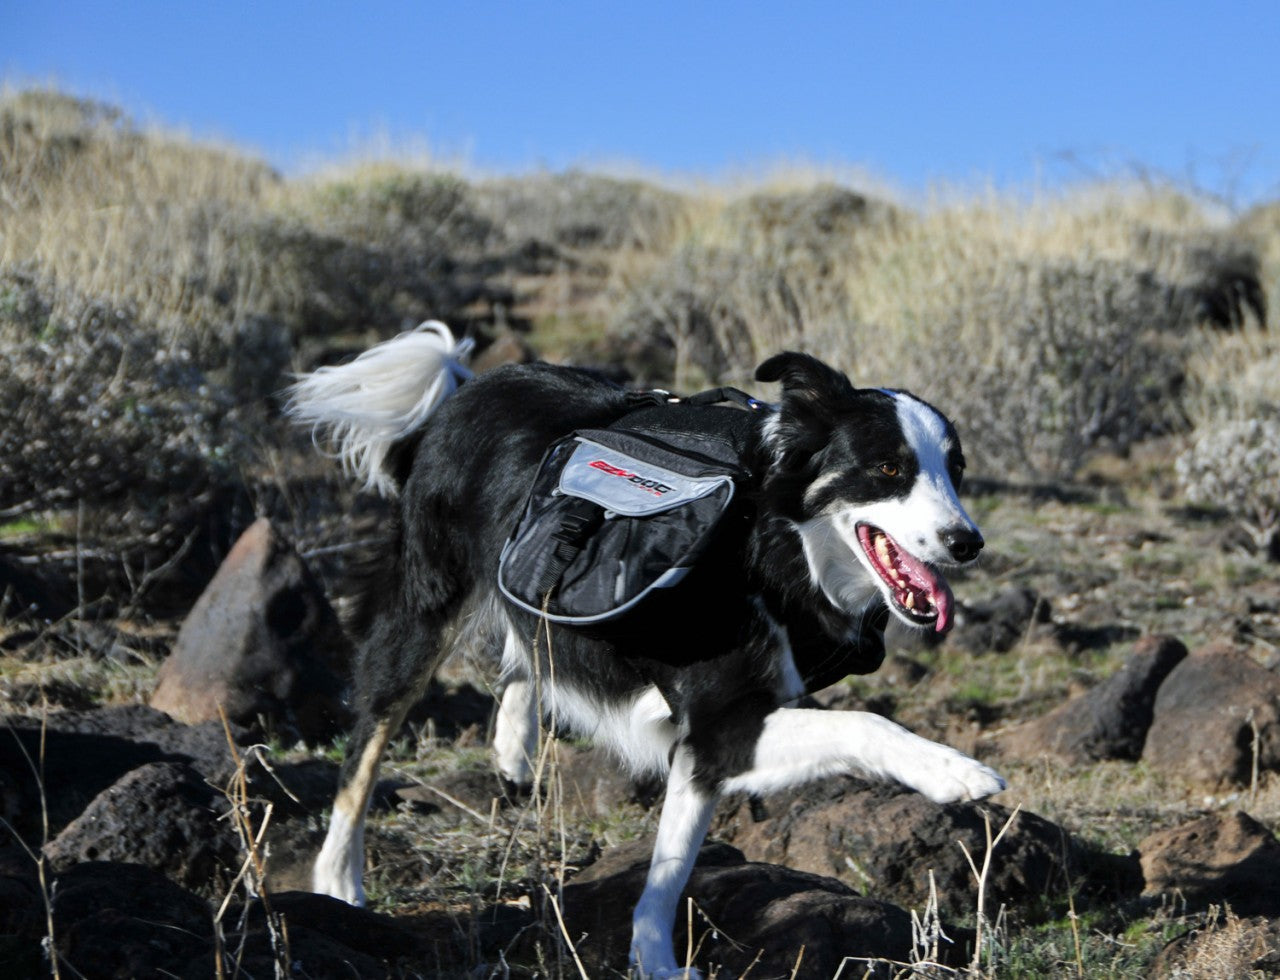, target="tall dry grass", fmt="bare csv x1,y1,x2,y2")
1,88,279,342
2,85,1275,493
611,177,1268,478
